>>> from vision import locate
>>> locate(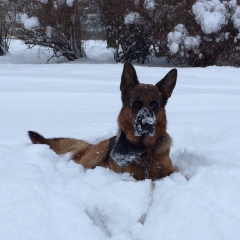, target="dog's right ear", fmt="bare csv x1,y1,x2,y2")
120,62,139,100
156,69,177,99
